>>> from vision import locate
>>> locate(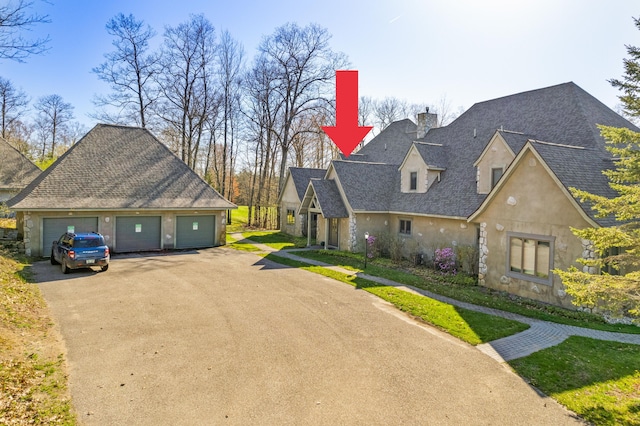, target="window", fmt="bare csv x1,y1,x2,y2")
287,209,295,225
399,219,412,235
409,171,418,191
602,247,622,276
491,167,503,189
507,232,554,285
